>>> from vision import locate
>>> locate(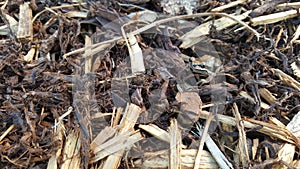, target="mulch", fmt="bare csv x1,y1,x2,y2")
0,0,300,169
